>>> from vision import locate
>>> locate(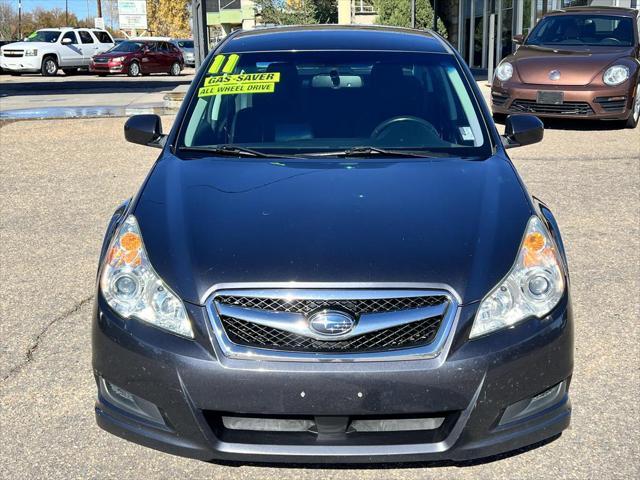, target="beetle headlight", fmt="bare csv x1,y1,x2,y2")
495,62,513,82
100,215,193,338
470,216,565,339
603,65,629,86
